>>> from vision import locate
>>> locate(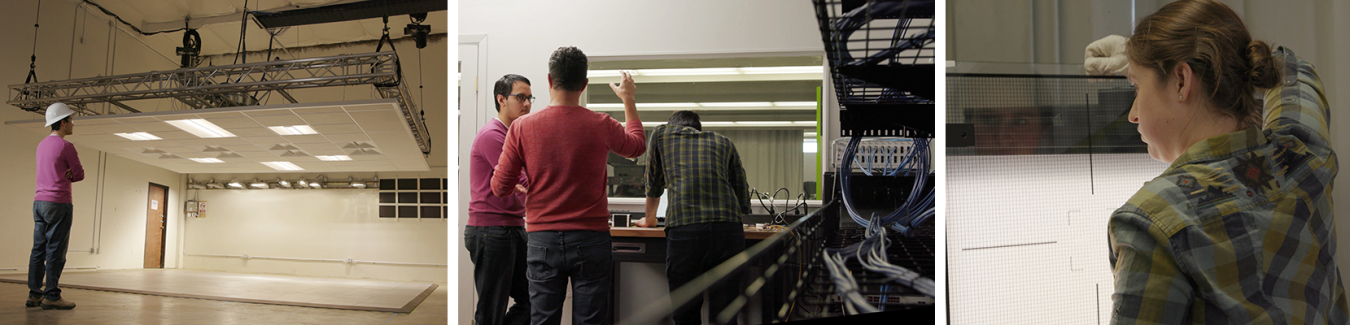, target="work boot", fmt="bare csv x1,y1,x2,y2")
40,297,75,310
25,295,41,307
